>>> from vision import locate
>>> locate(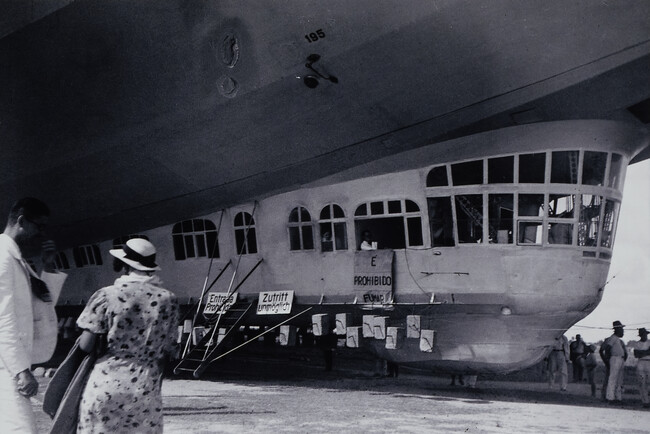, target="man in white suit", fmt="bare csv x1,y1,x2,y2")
0,198,66,433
